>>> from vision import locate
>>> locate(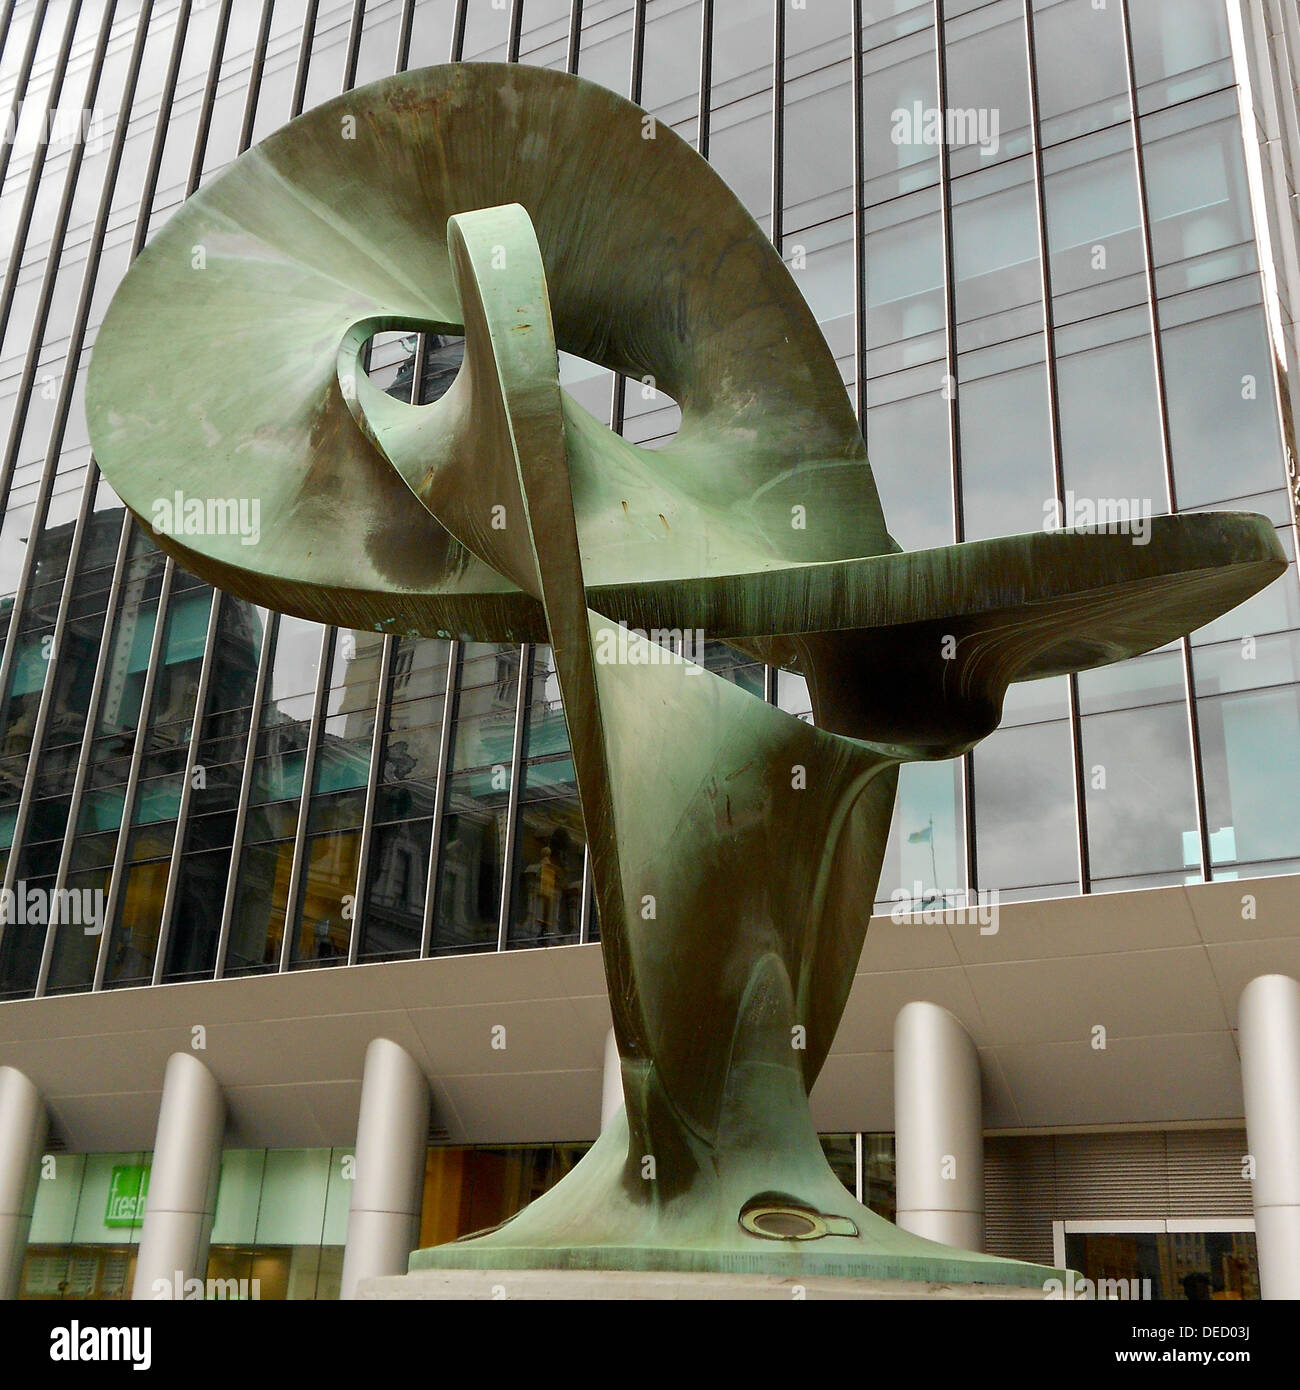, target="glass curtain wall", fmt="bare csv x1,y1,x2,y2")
0,0,1295,1001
